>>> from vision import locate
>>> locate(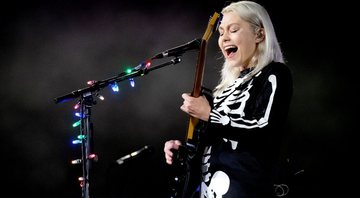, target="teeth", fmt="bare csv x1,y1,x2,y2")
224,45,236,50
